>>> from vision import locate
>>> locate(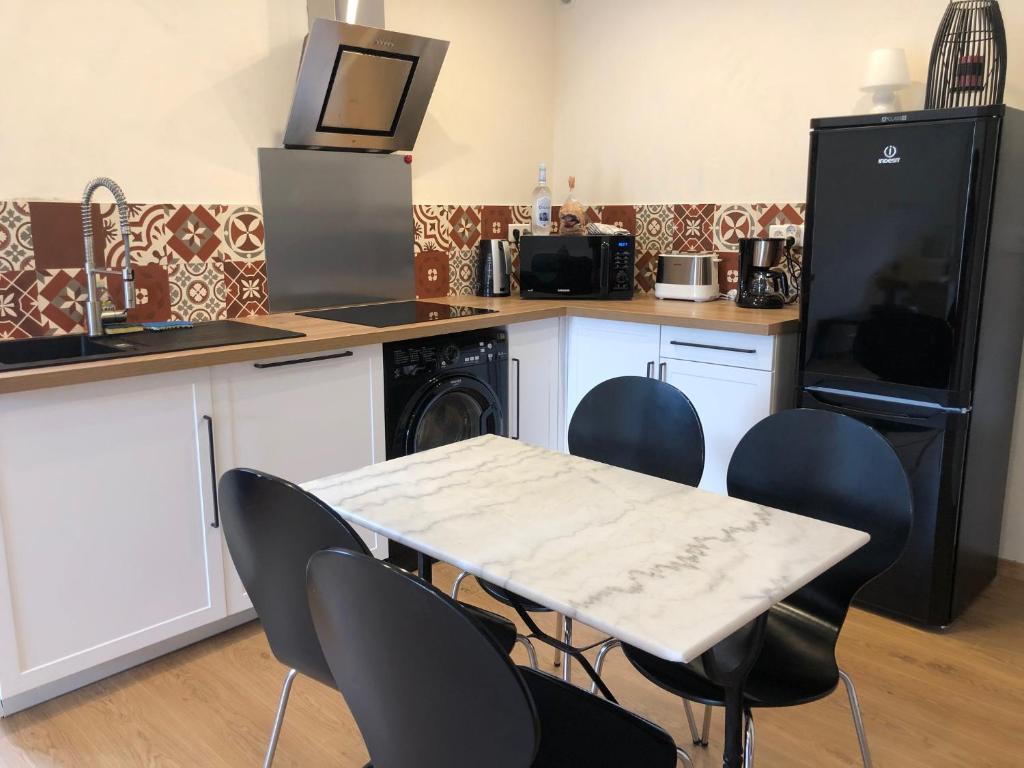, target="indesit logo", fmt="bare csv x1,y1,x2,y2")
878,145,901,165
